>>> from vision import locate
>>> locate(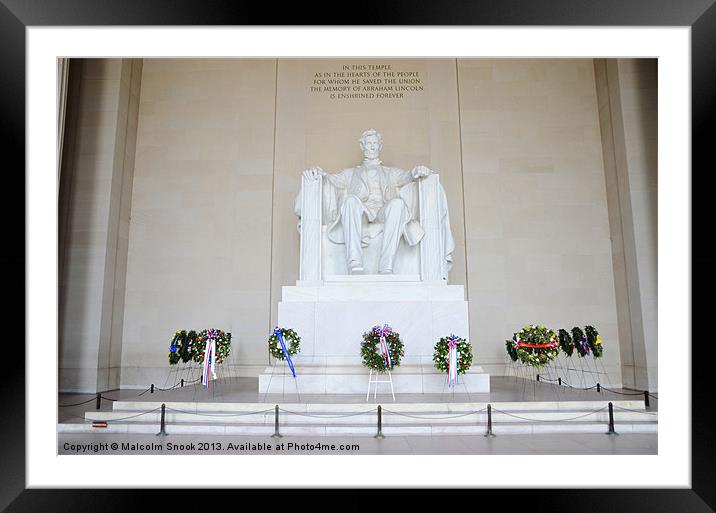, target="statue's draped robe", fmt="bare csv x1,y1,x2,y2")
295,164,455,273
